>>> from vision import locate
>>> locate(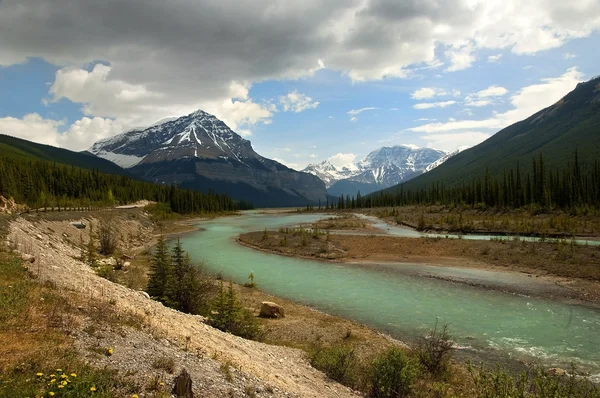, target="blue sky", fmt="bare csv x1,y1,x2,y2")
1,0,599,170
